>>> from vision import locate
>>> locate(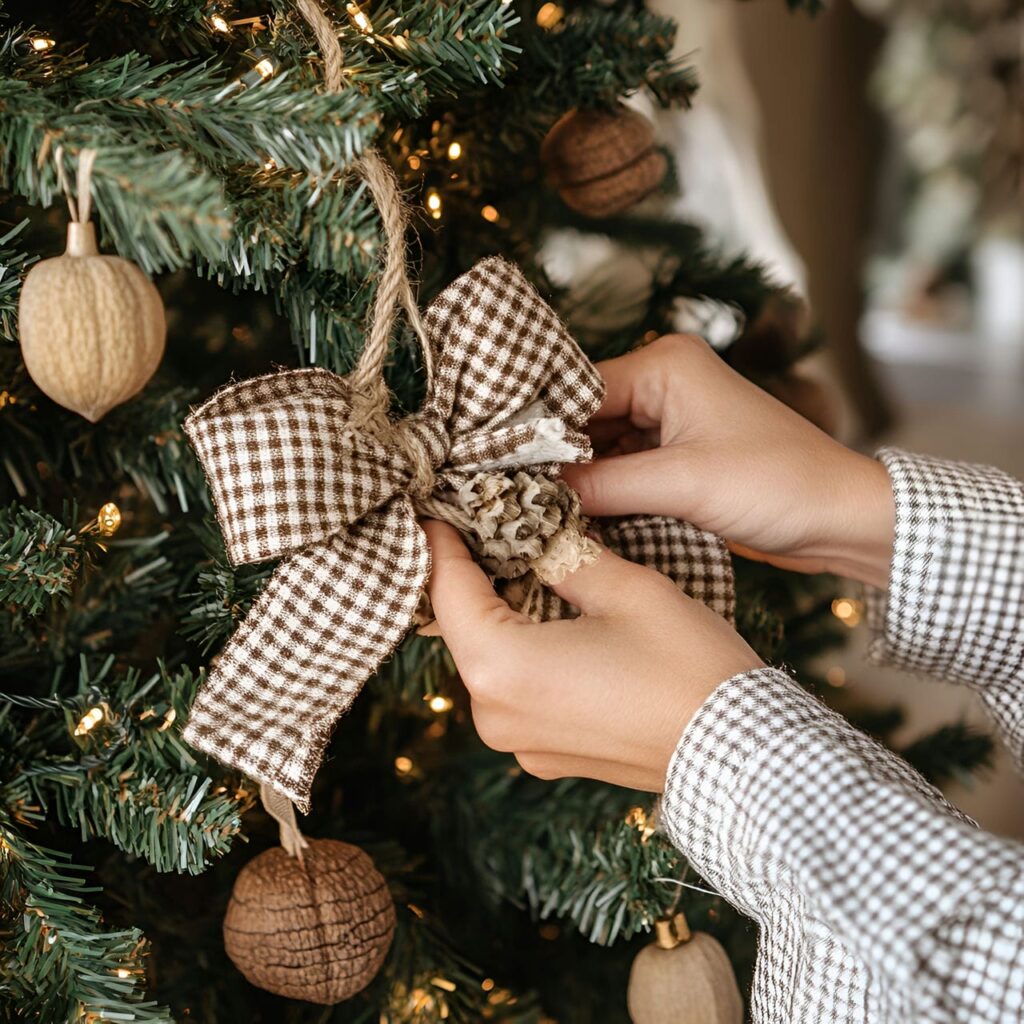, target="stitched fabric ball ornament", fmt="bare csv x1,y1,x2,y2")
18,149,166,422
627,912,743,1024
541,105,667,218
223,832,395,1004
